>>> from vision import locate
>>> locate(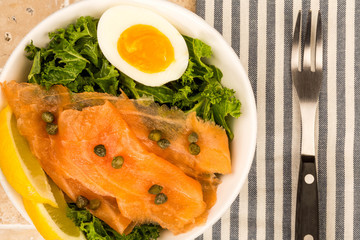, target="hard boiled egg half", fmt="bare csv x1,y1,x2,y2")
97,5,189,87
